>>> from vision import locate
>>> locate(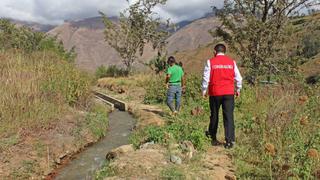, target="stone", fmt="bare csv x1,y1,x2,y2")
140,141,155,149
118,88,126,94
106,144,135,160
181,141,195,160
58,151,69,159
55,158,61,165
225,174,236,180
181,141,195,152
44,168,53,176
170,155,182,165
